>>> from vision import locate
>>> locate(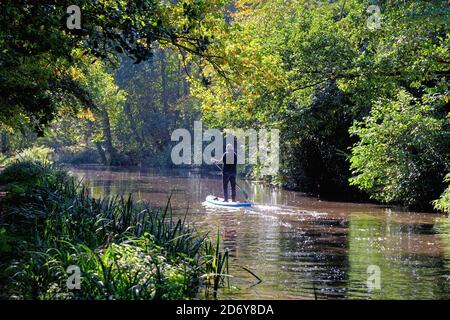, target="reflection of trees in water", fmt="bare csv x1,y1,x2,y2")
278,219,349,299
229,213,284,292
347,213,450,299
248,182,282,205
217,214,239,256
88,178,112,199
81,168,137,199
188,172,206,204
434,218,450,298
